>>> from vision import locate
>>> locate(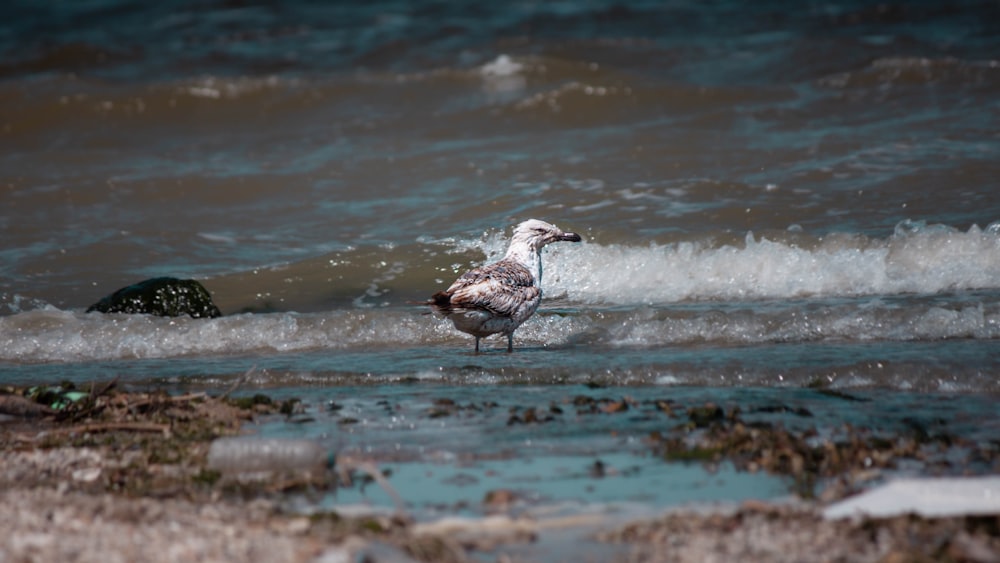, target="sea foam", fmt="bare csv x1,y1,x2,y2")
531,220,1000,305
2,221,998,364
